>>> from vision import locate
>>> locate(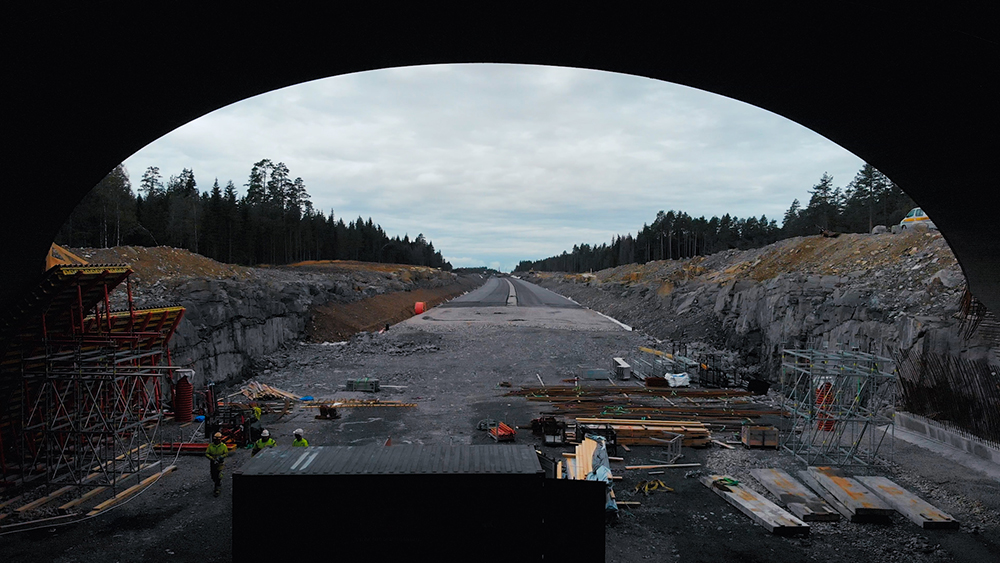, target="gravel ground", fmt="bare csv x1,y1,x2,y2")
2,298,997,562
